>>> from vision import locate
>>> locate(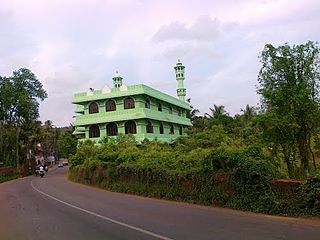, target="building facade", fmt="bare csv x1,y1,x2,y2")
72,60,192,143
